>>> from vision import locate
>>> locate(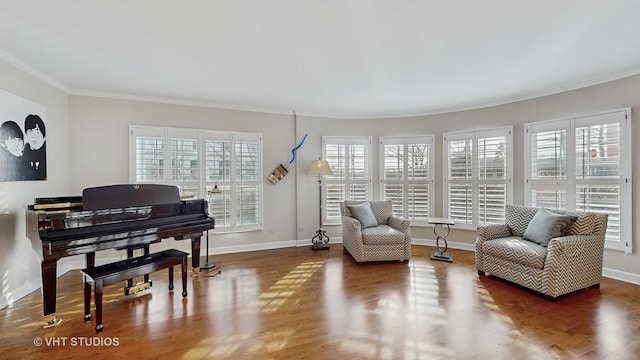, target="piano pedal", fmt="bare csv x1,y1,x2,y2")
124,281,152,296
42,314,63,328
